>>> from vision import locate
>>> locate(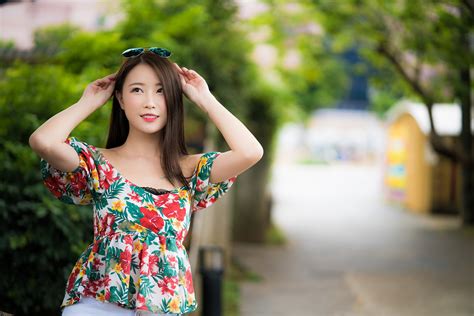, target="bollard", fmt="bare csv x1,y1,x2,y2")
199,246,224,316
